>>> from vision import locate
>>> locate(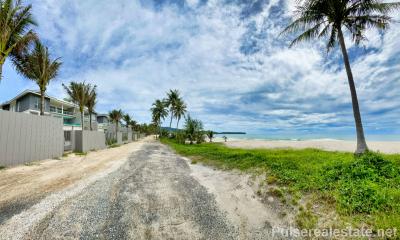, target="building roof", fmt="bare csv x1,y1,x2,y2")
1,89,82,109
